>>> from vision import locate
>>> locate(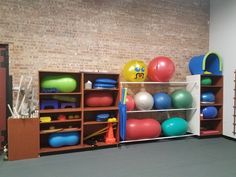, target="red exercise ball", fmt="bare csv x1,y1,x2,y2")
126,95,135,111
126,118,161,140
85,92,113,107
148,56,175,82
